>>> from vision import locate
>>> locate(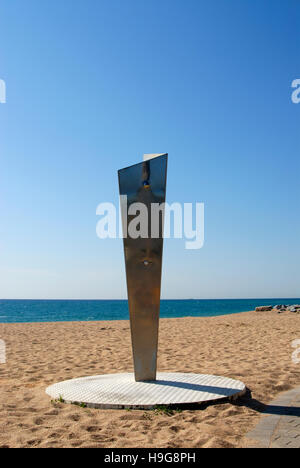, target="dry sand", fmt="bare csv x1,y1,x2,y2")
0,310,300,448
